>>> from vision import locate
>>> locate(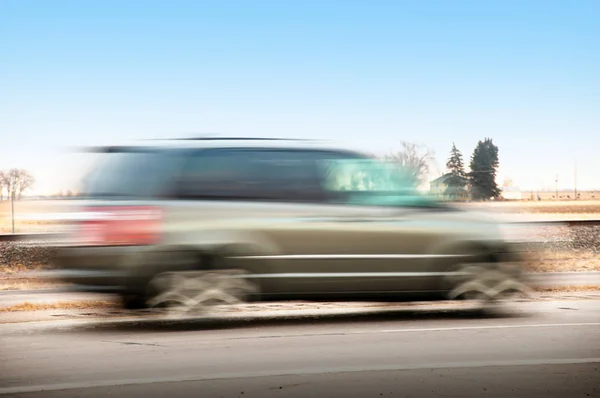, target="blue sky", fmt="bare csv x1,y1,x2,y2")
2,0,599,194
